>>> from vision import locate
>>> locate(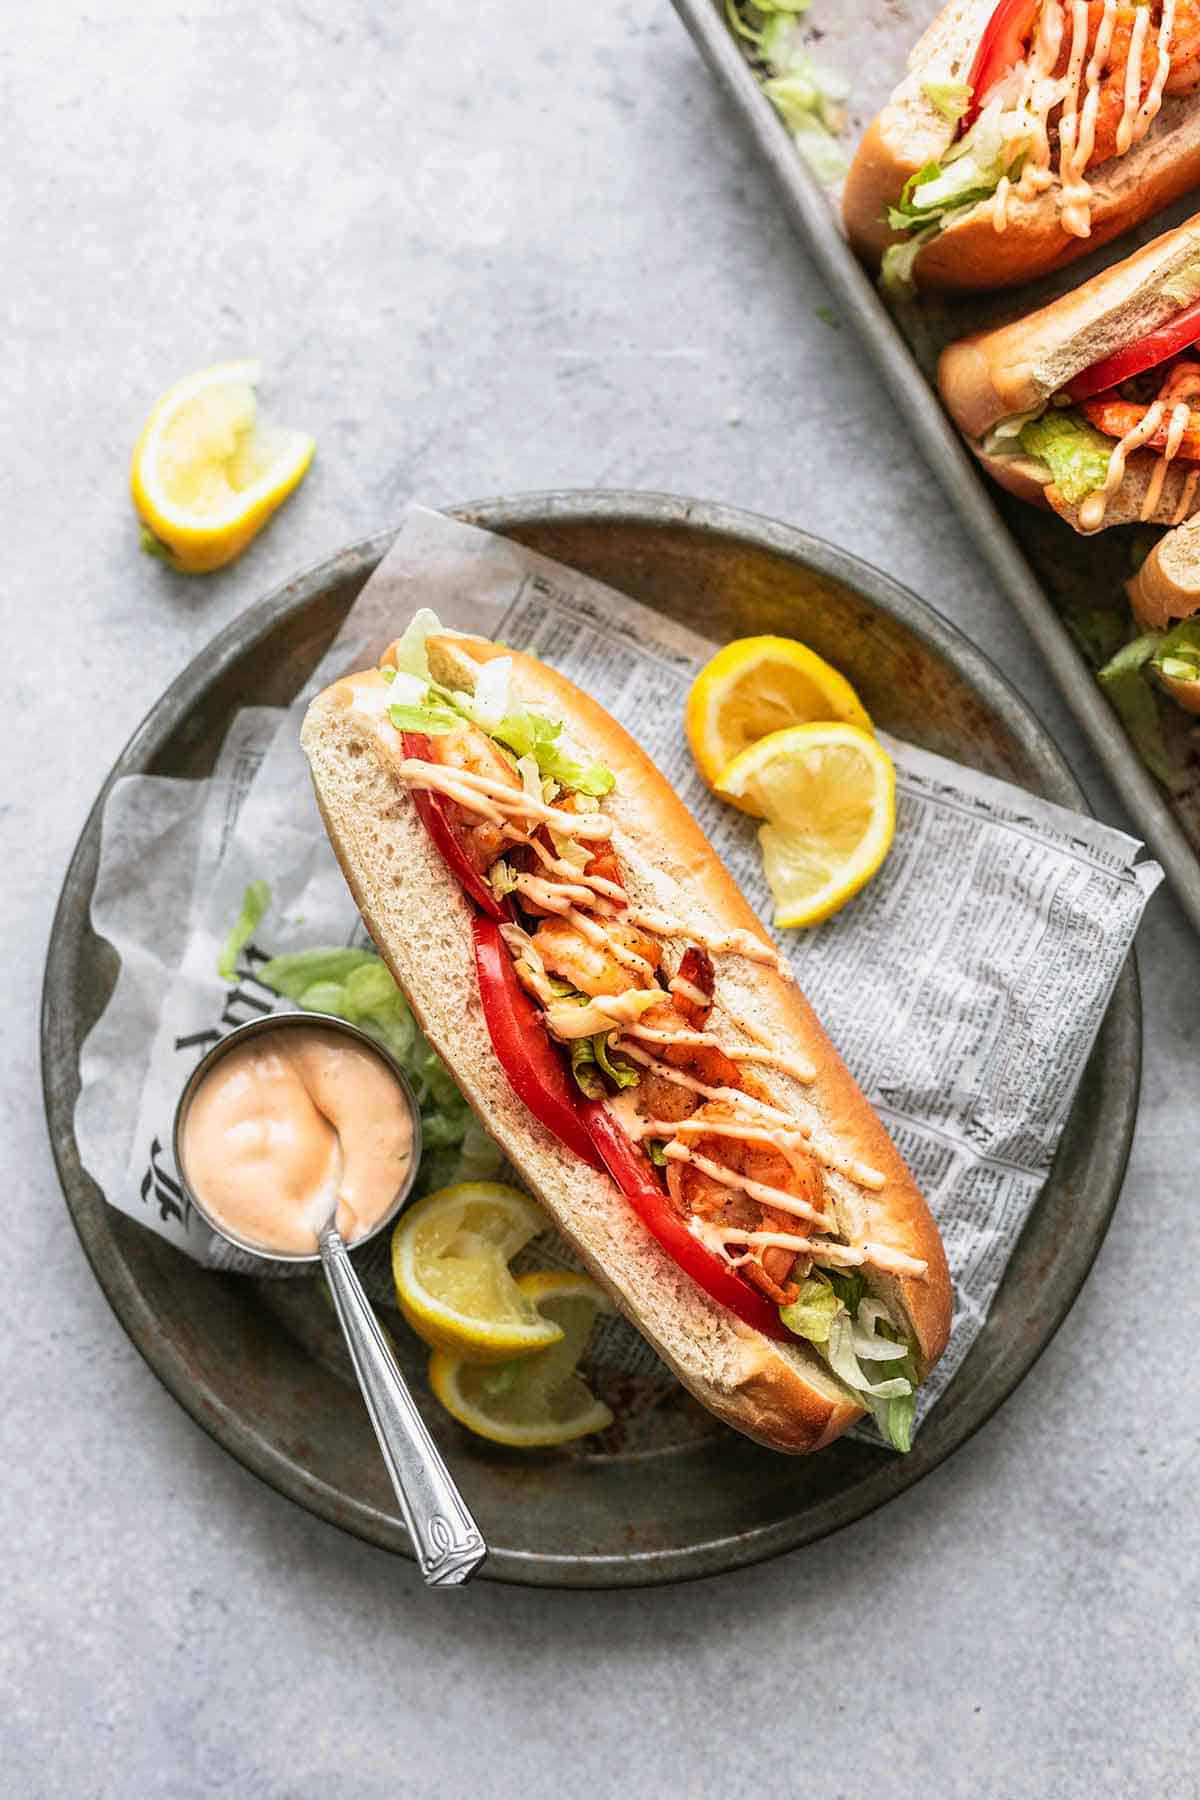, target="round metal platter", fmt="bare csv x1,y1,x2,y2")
41,492,1141,1588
